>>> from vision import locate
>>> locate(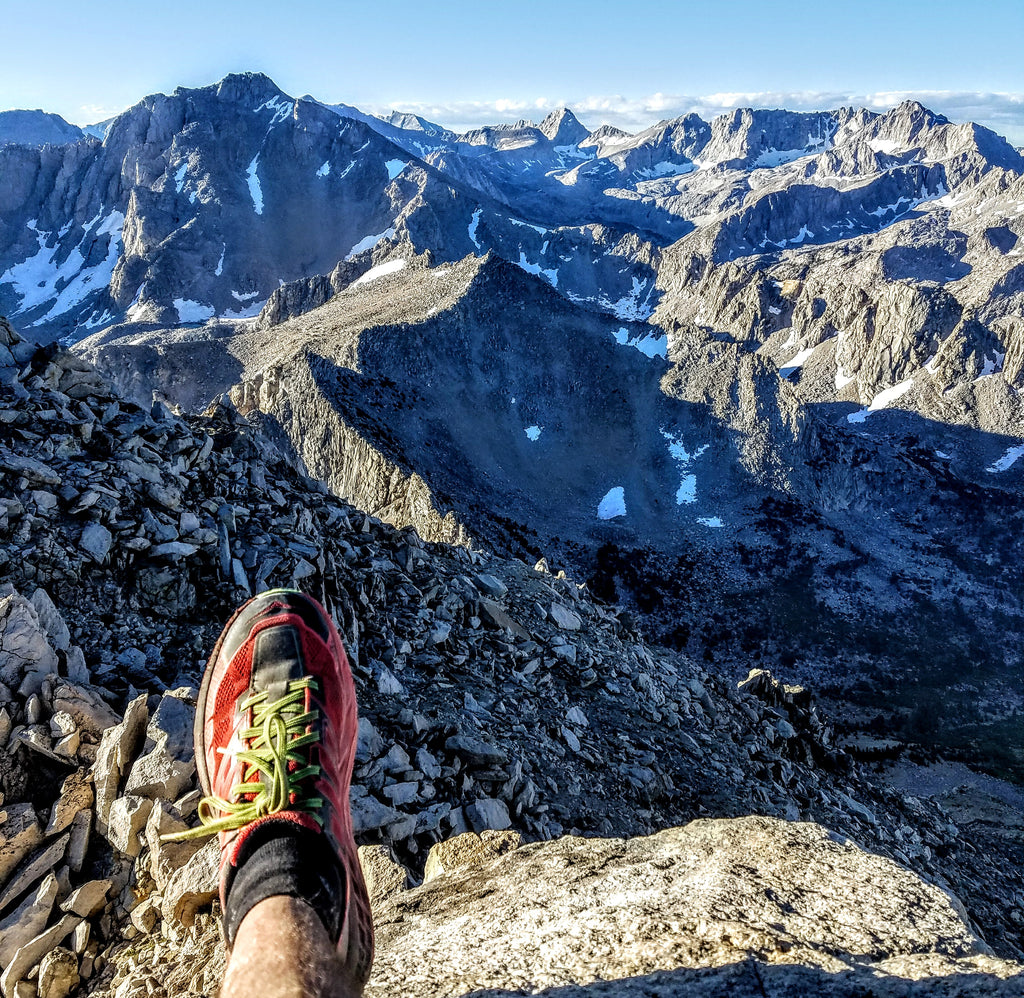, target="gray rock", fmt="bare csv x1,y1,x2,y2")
92,694,148,837
129,895,161,934
356,718,384,762
106,795,153,857
50,681,119,738
160,839,219,928
383,782,419,807
549,603,582,631
37,946,79,998
382,744,411,773
0,914,81,998
368,816,1024,998
45,769,93,836
415,748,441,779
144,802,204,892
428,622,451,645
0,805,42,891
149,542,199,559
0,872,58,968
473,574,508,599
28,590,69,653
351,794,406,835
358,844,409,909
423,830,522,884
79,524,112,563
65,812,90,874
551,642,577,664
0,454,60,487
0,835,69,916
123,689,195,801
59,878,112,918
444,735,508,766
478,599,532,640
465,798,511,833
0,593,58,696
